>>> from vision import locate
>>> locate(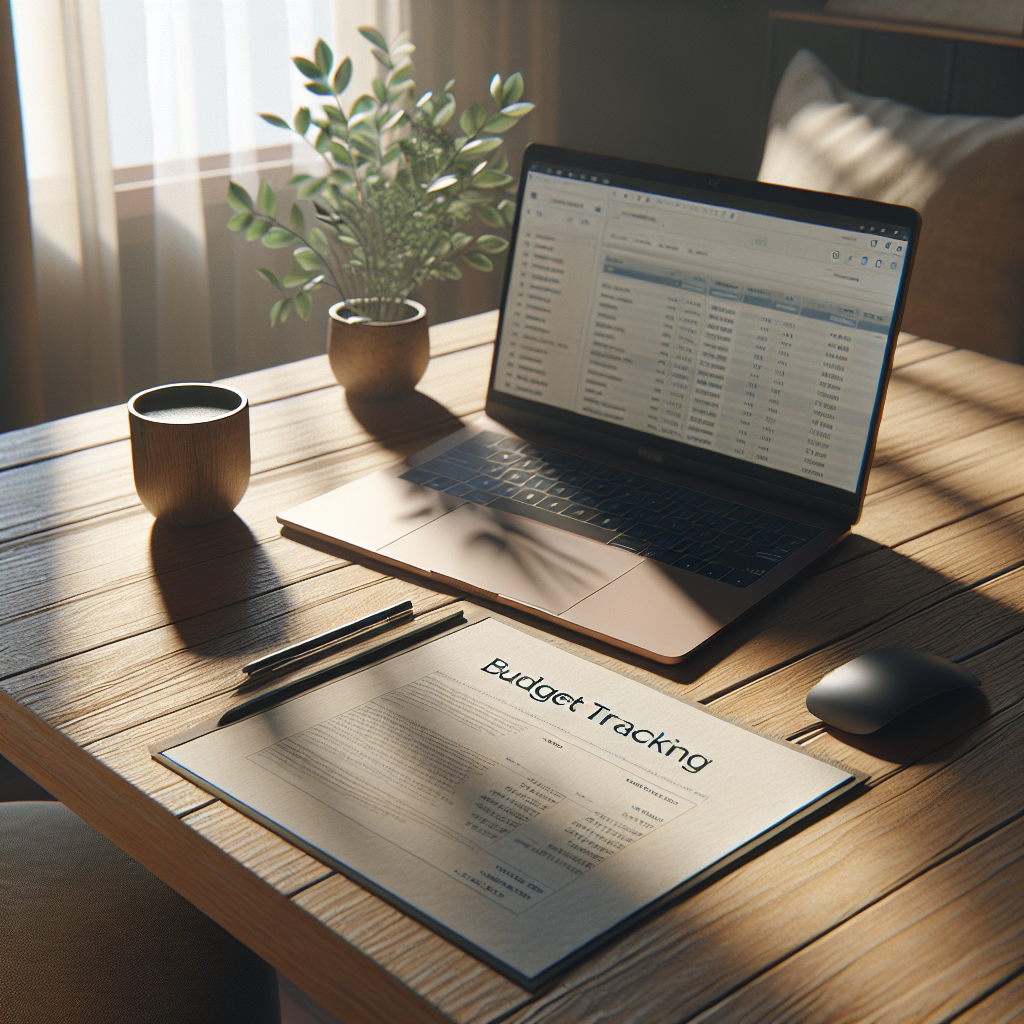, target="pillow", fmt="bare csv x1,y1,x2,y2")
759,49,1024,363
